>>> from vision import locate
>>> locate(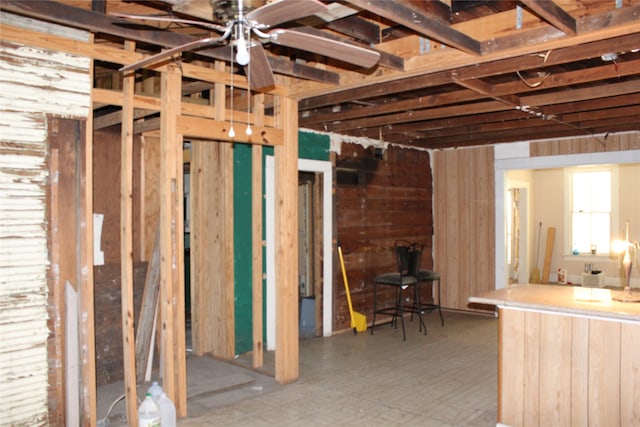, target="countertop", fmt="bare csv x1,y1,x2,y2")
469,284,640,322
